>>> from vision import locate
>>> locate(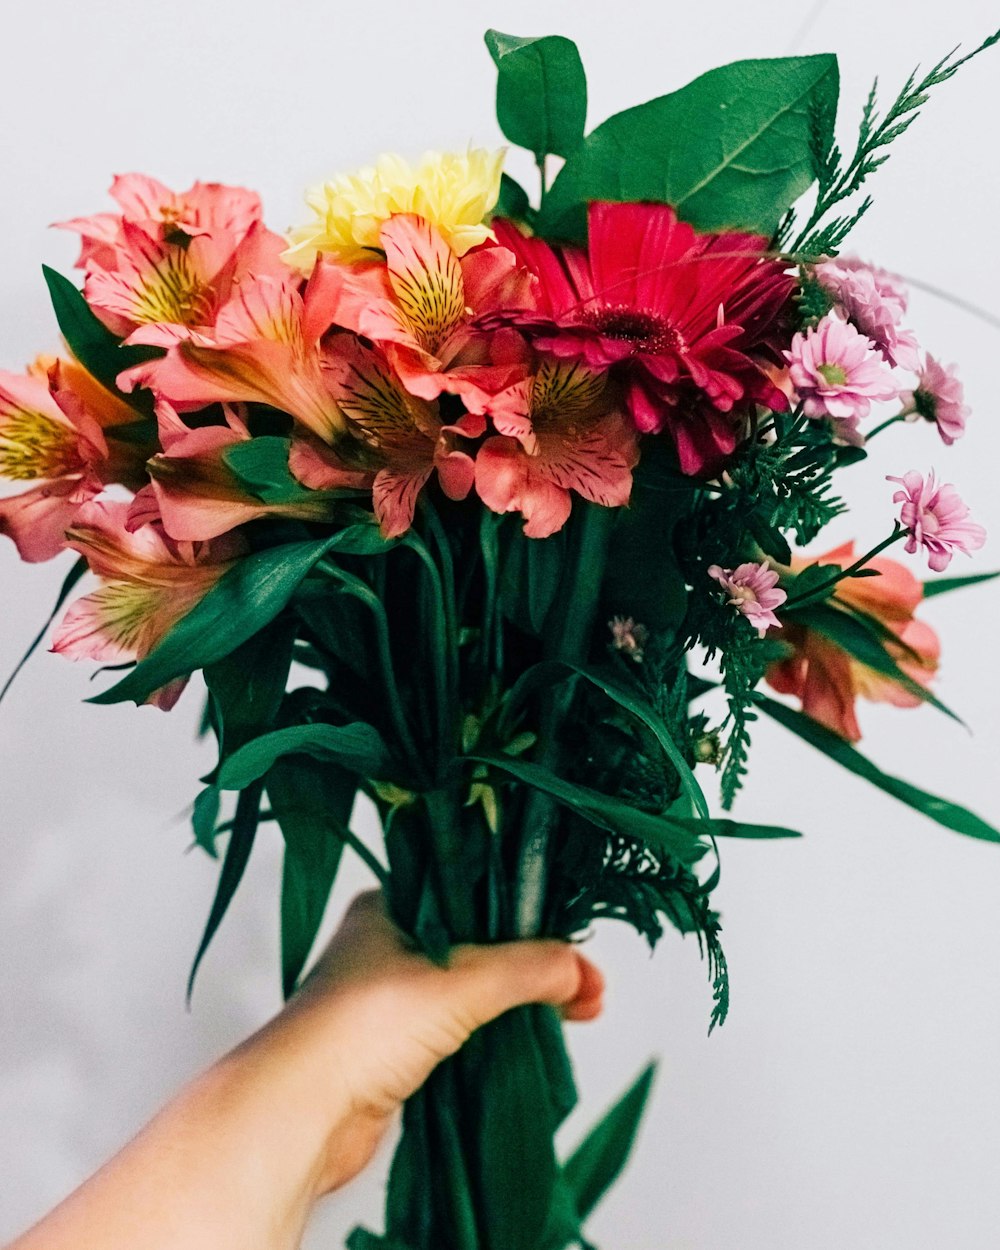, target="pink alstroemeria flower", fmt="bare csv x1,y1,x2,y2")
300,337,476,538
0,359,146,562
902,355,970,445
785,315,899,440
475,358,638,537
58,174,264,272
492,203,794,476
119,265,349,446
889,469,986,572
331,213,535,413
814,257,920,371
708,561,787,636
52,499,245,710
